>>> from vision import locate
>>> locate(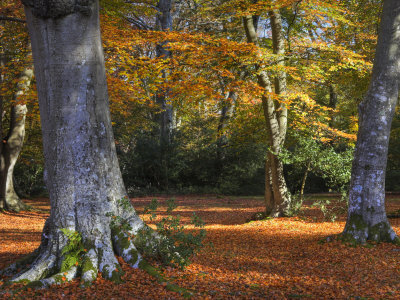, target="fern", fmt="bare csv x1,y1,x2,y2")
60,228,86,272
